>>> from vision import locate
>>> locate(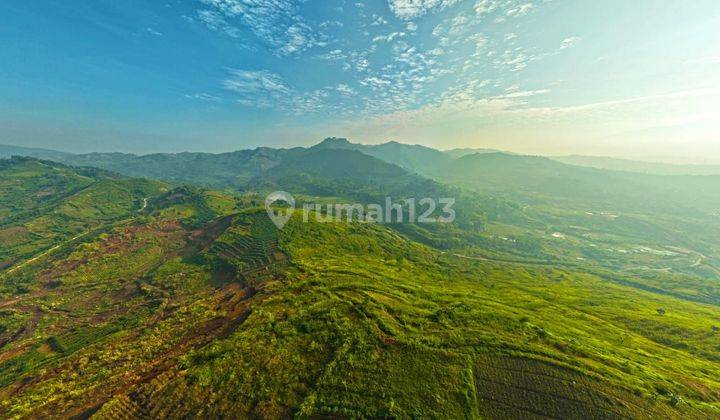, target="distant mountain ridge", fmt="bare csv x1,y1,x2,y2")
4,138,720,220
0,144,73,161
4,138,720,216
552,155,720,176
312,137,455,176
442,147,505,159
5,140,720,177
